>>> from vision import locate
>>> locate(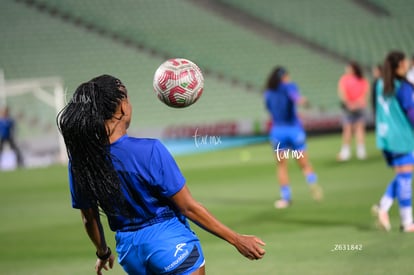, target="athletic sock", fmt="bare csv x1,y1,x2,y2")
379,178,397,212
396,172,413,226
341,144,350,152
379,196,394,212
356,144,366,159
400,207,413,227
280,185,291,202
340,144,350,154
306,172,317,185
